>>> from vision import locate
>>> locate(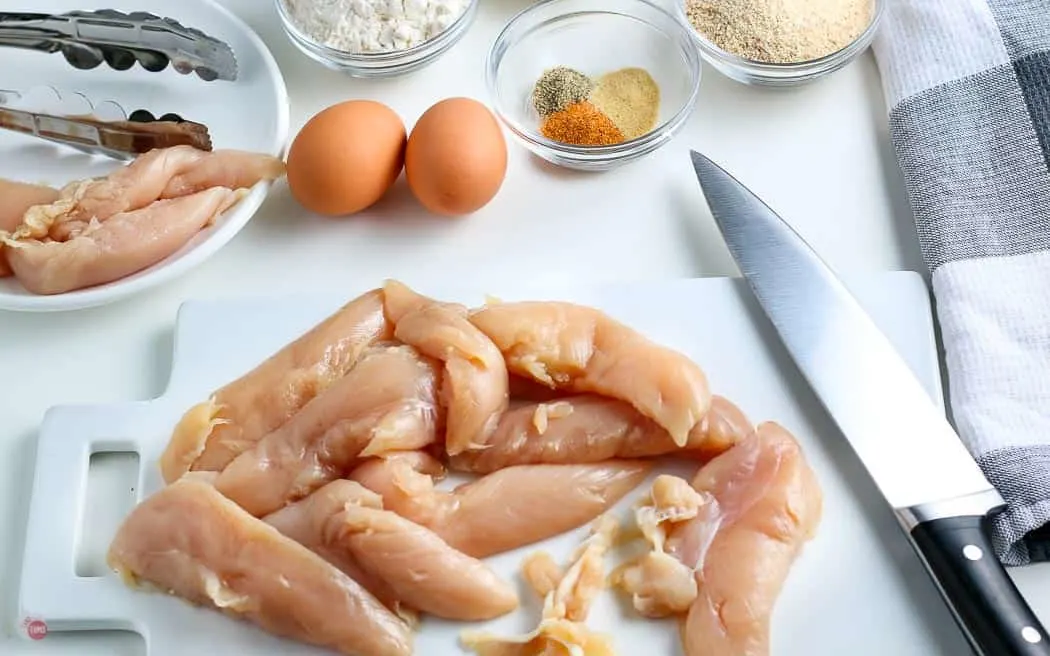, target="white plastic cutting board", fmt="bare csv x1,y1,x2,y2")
18,272,974,655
